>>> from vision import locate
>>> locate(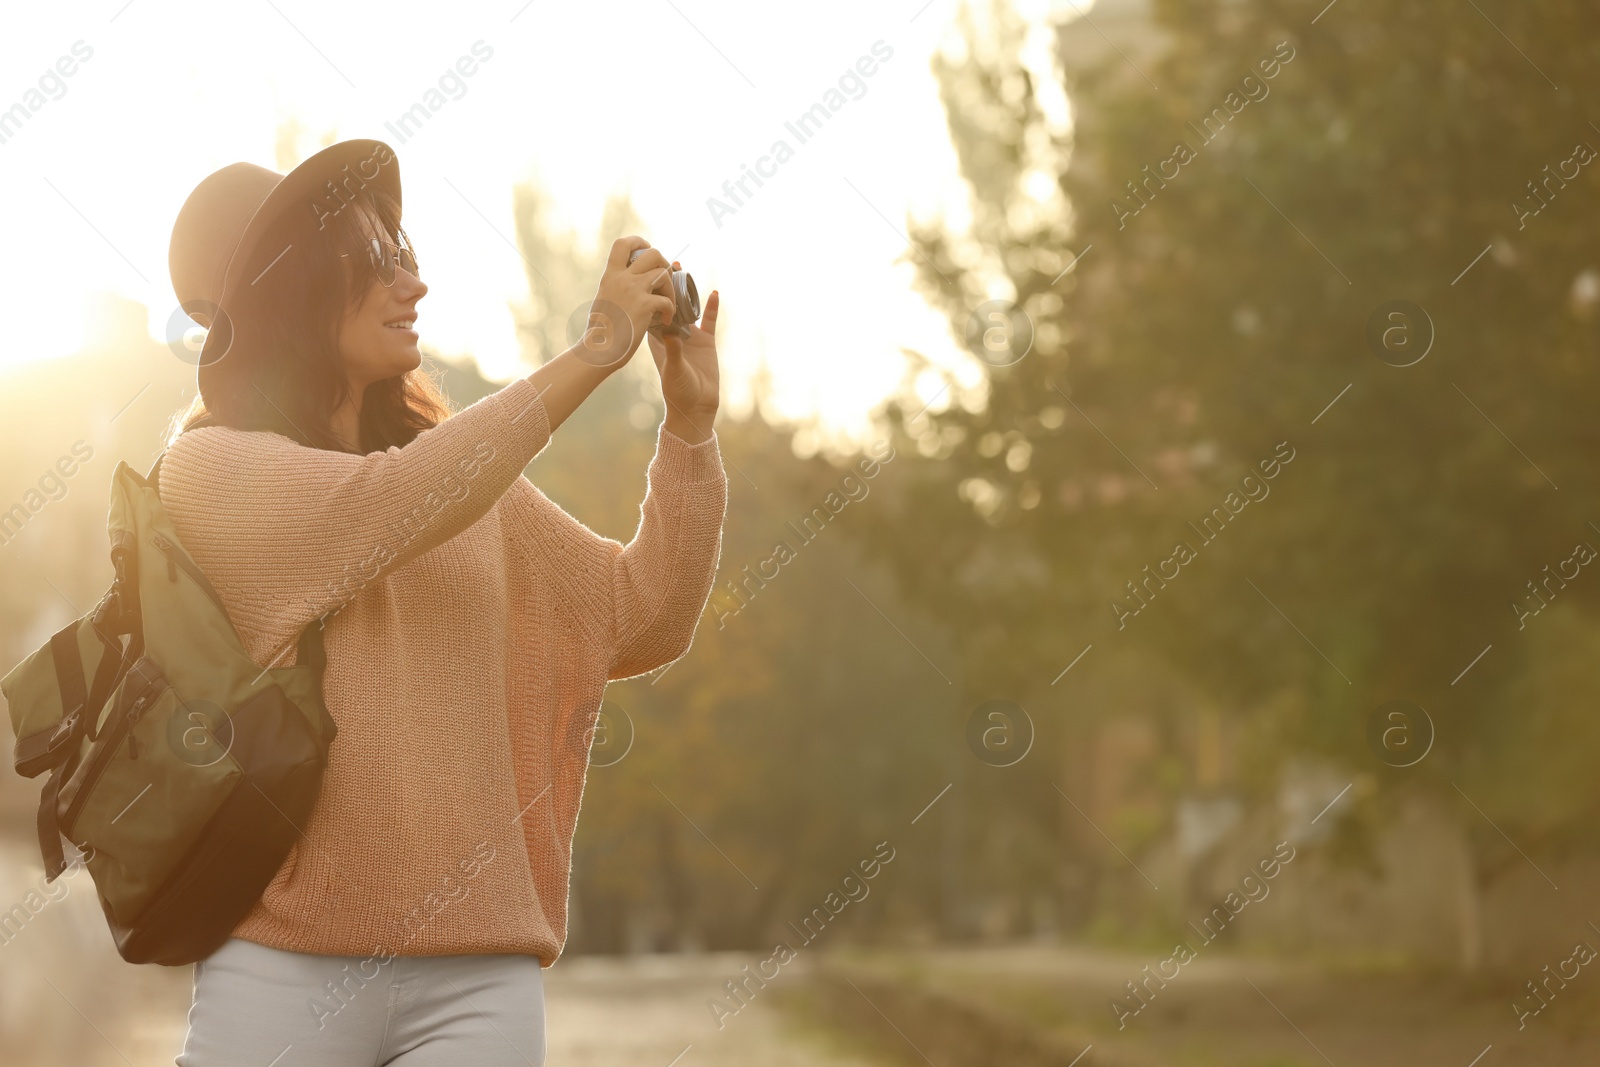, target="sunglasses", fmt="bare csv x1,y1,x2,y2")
340,233,419,287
